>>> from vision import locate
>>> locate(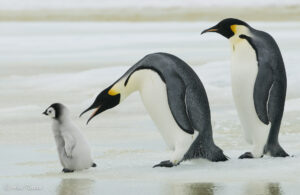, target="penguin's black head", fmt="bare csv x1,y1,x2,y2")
201,18,249,39
43,103,65,119
80,86,121,124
